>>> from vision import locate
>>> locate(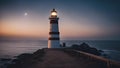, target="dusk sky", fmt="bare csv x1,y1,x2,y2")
0,0,120,40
